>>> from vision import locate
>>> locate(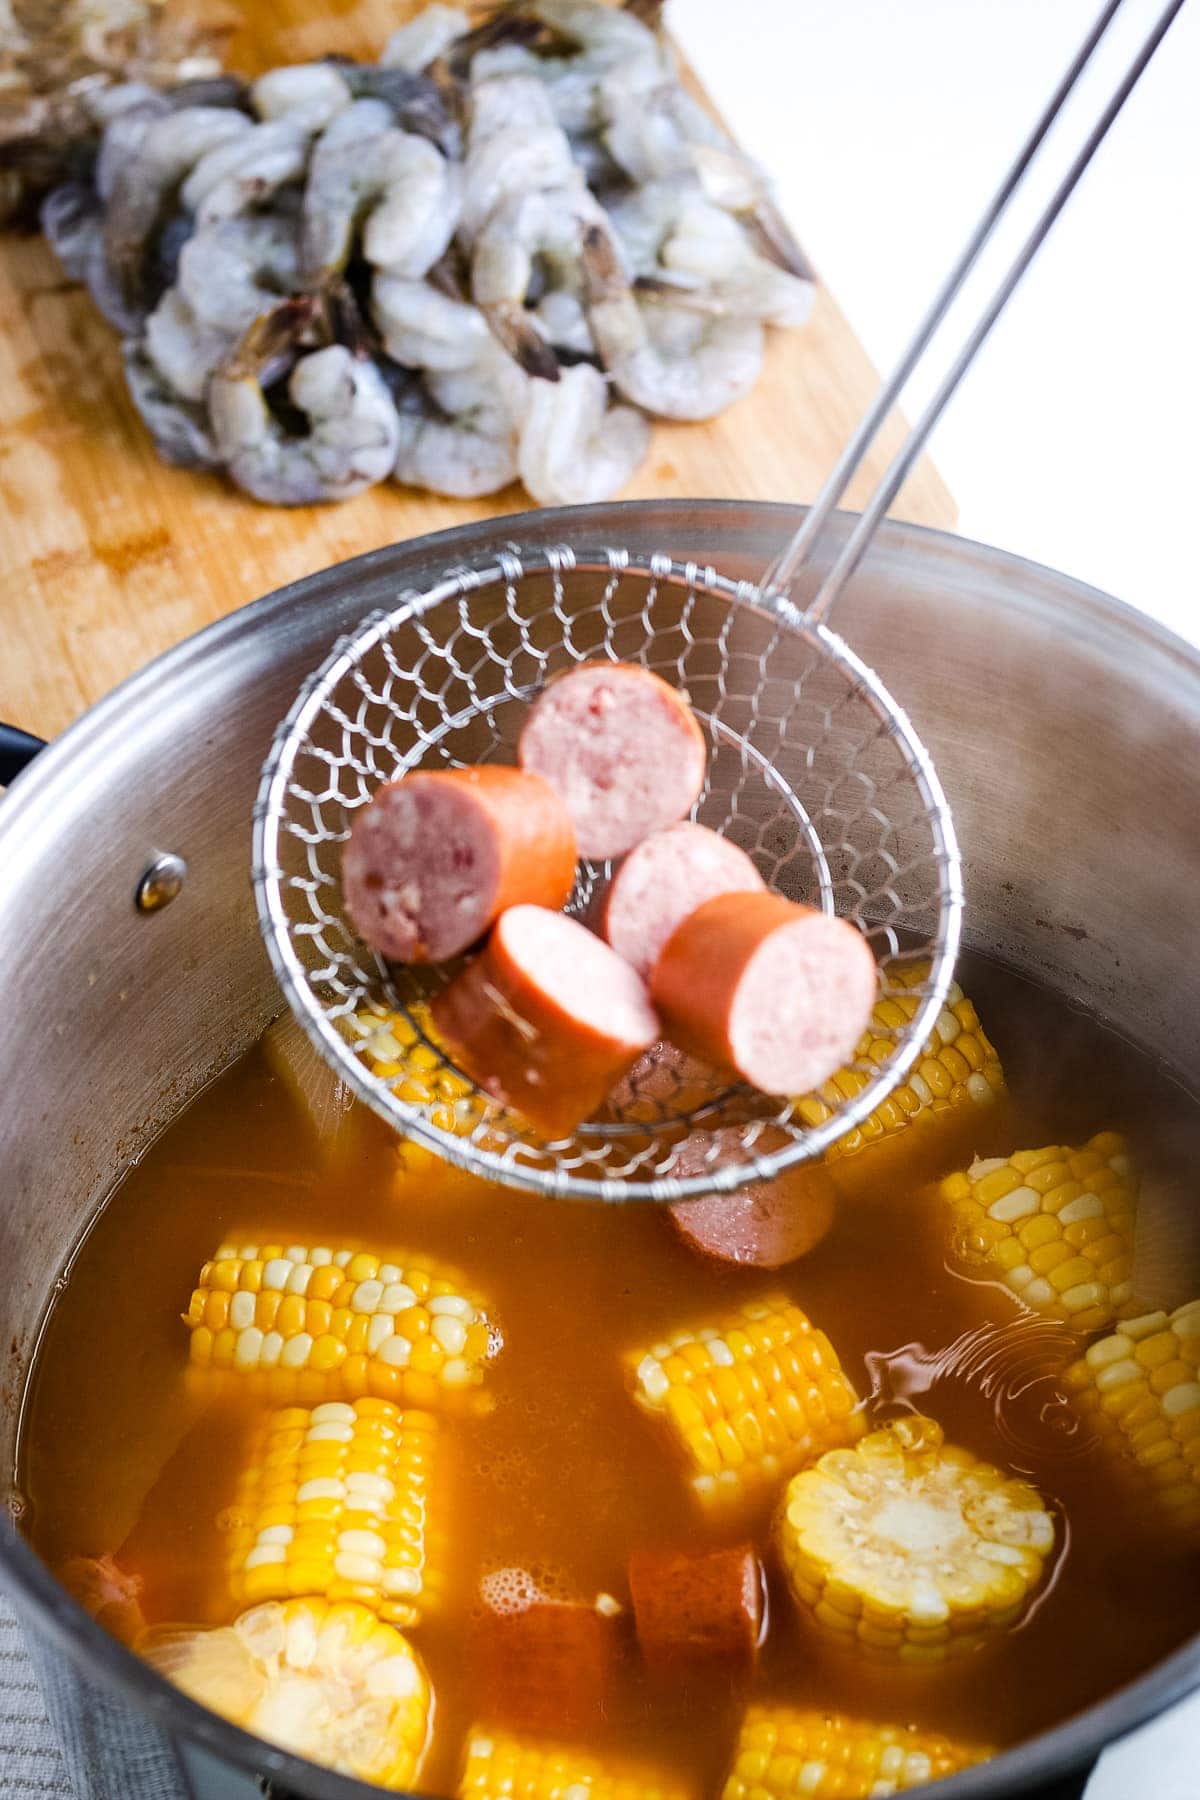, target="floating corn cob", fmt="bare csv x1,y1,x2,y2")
459,1727,689,1800
348,1001,478,1174
219,1400,440,1627
938,1132,1137,1332
627,1294,863,1508
721,1705,990,1799
142,1598,431,1790
185,1242,497,1412
1064,1300,1200,1533
793,968,1004,1168
778,1415,1055,1661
